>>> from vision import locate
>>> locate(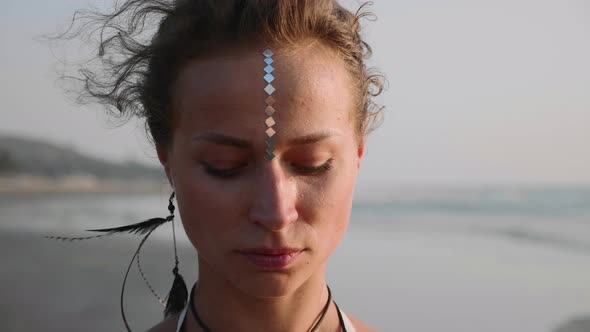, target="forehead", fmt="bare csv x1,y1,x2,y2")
171,43,355,149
